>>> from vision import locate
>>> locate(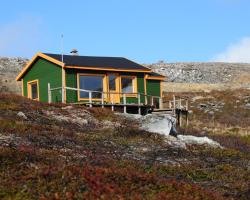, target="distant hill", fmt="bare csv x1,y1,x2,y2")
146,61,250,92
146,61,250,84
